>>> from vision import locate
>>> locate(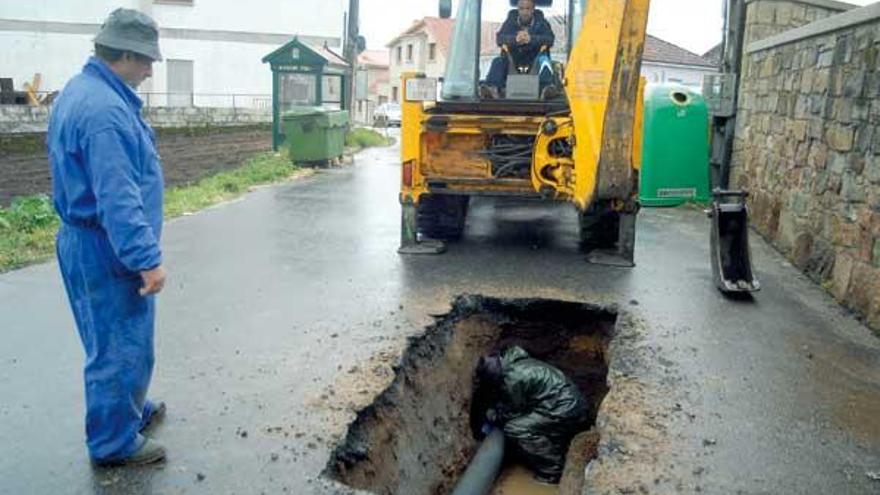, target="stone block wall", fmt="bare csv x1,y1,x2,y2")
144,107,272,129
731,2,880,330
0,105,271,134
0,106,51,134
744,0,852,45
